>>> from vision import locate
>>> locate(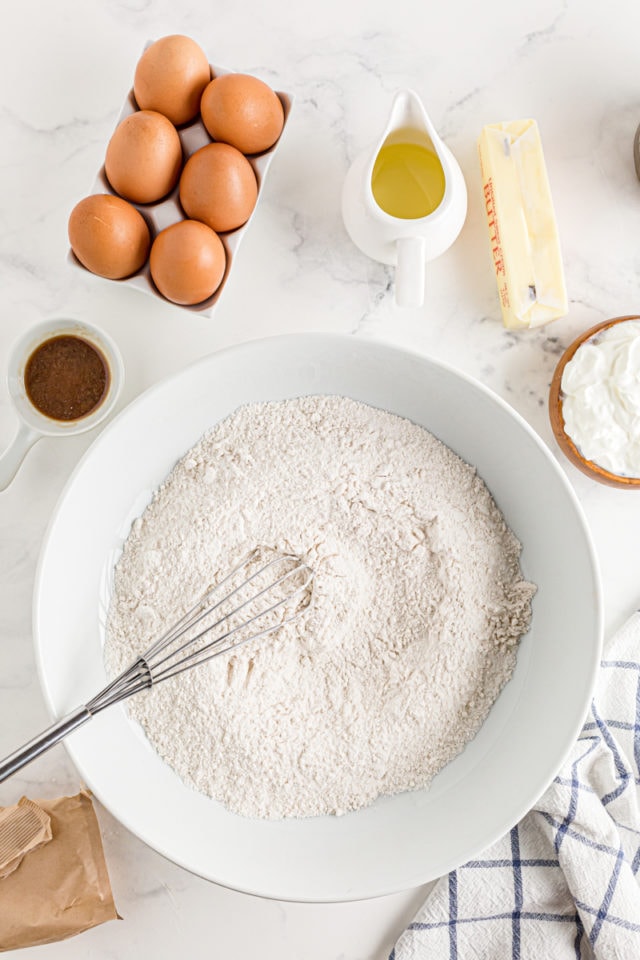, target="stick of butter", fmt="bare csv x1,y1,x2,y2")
478,119,568,329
